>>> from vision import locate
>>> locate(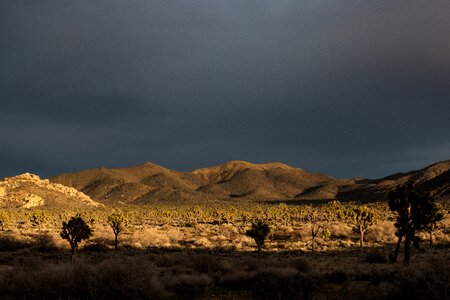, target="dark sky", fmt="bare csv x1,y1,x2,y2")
1,1,449,179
